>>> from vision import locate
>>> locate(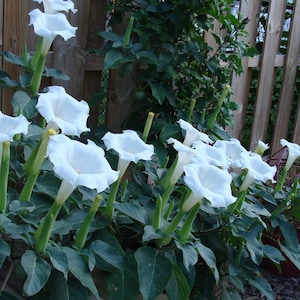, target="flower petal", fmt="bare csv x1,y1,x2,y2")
36,86,90,136
34,0,77,14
